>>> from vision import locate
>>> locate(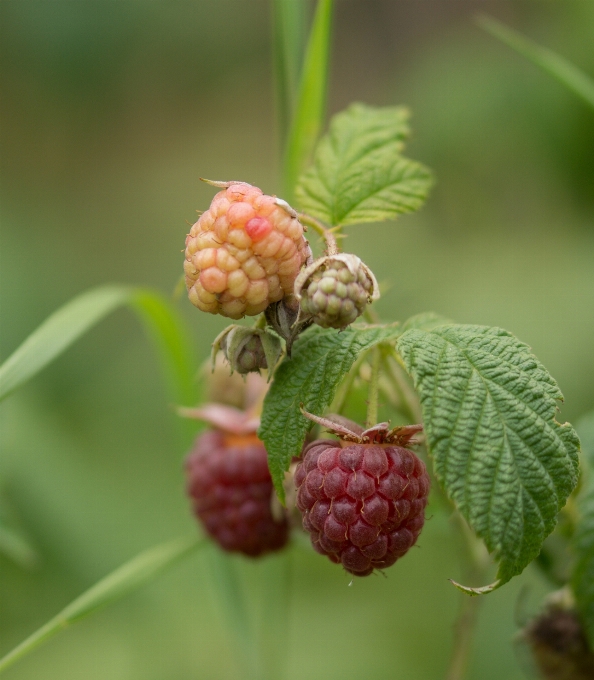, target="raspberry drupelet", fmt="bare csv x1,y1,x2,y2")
184,180,310,319
294,412,430,576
